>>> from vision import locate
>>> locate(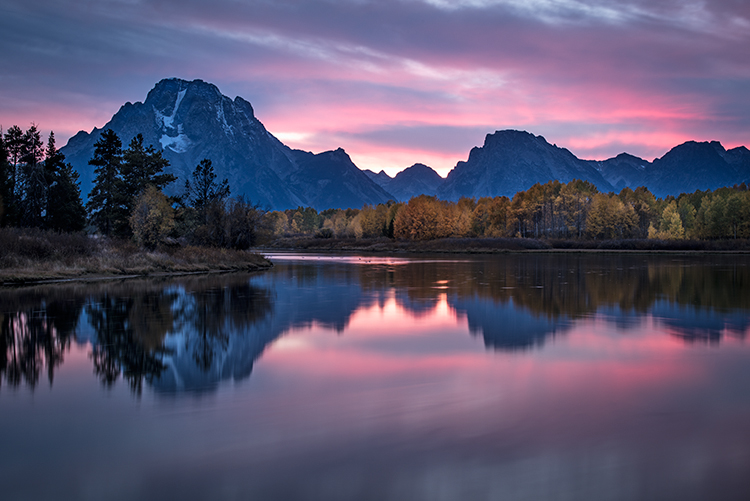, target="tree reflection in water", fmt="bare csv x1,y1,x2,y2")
86,289,177,394
2,254,749,392
346,254,750,348
0,275,272,394
0,288,85,389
